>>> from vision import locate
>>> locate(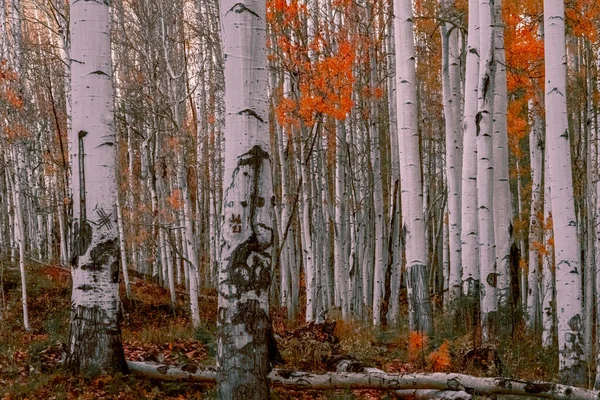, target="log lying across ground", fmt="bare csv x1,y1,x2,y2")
127,361,600,400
